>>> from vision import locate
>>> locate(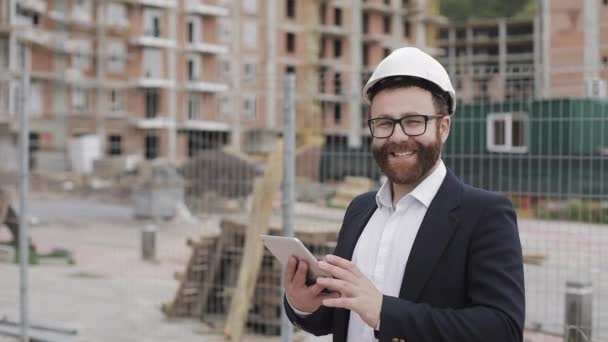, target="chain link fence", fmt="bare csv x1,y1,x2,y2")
1,67,607,341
